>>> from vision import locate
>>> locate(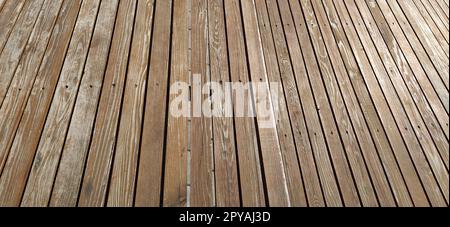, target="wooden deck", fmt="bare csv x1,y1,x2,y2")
0,0,448,207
